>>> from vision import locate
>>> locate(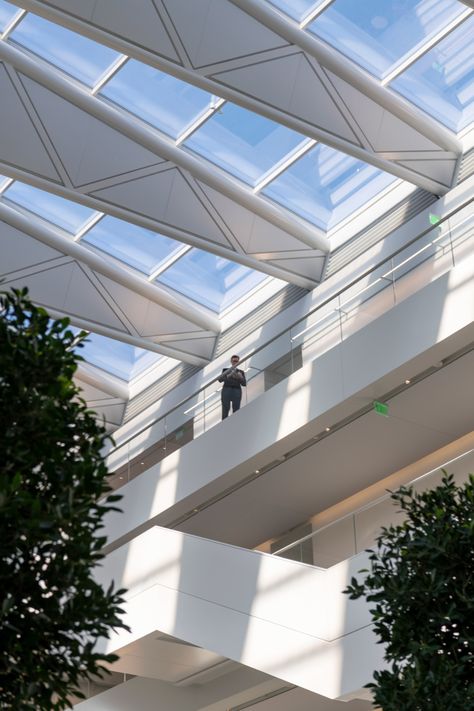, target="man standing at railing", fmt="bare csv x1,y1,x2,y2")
218,355,247,419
